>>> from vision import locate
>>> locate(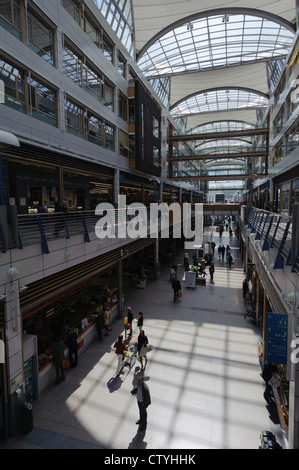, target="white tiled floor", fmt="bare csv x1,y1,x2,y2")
1,226,286,449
